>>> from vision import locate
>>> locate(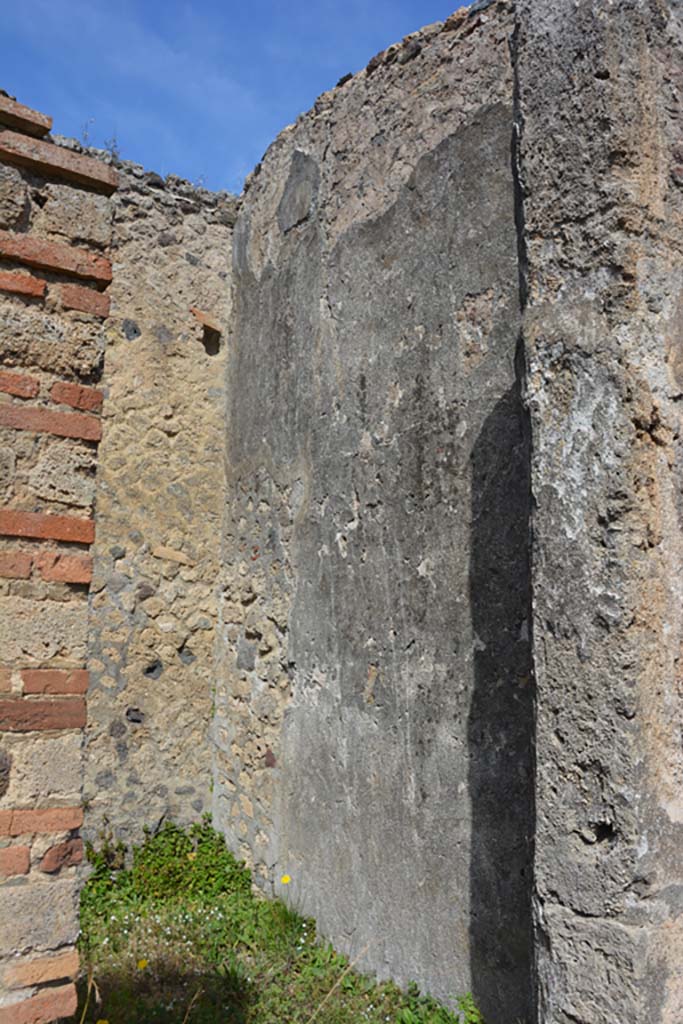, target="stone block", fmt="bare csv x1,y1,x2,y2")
0,165,29,230
28,444,97,509
0,881,79,955
34,183,112,247
0,733,82,807
0,595,88,663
